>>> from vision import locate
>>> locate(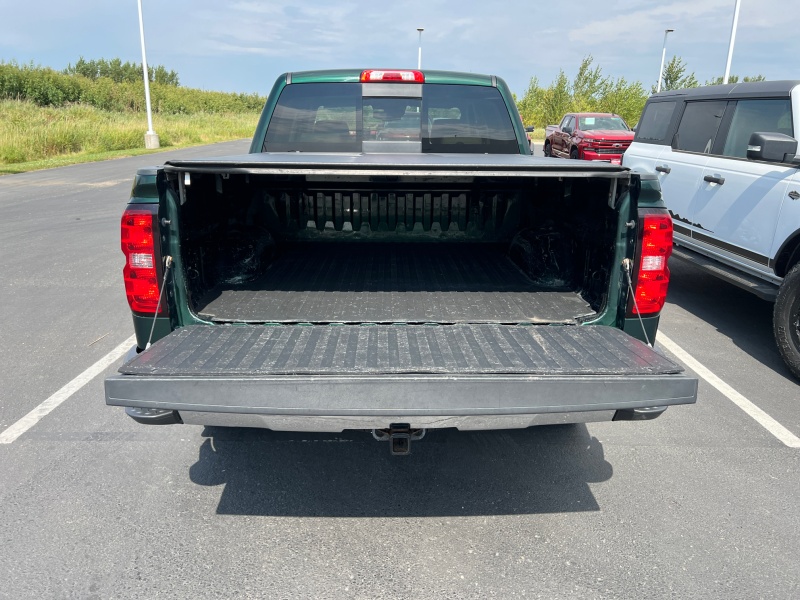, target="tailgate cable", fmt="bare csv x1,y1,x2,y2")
621,258,652,348
145,256,173,350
